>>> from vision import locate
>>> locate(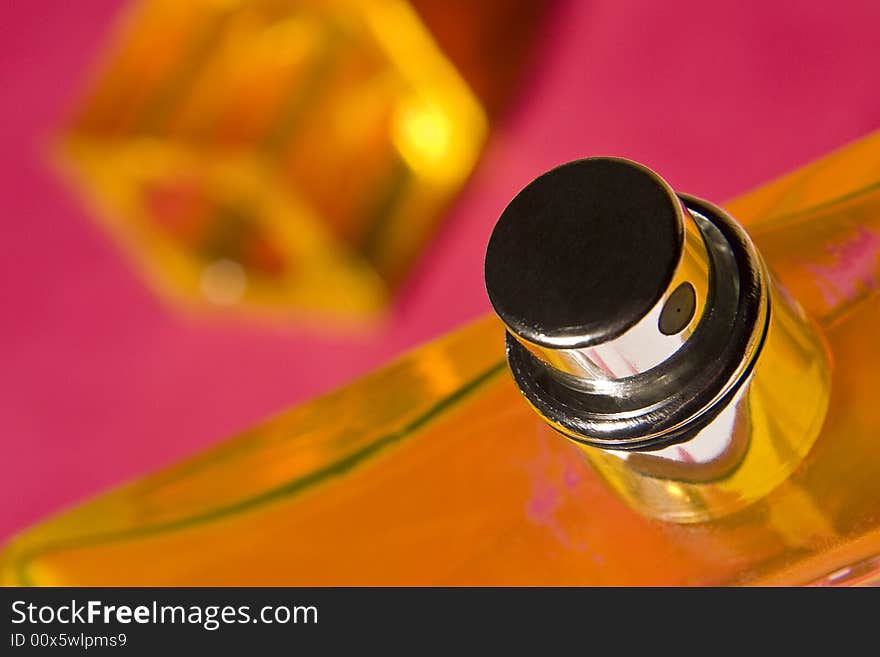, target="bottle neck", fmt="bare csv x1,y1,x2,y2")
503,196,831,521
485,158,832,521
579,279,830,522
